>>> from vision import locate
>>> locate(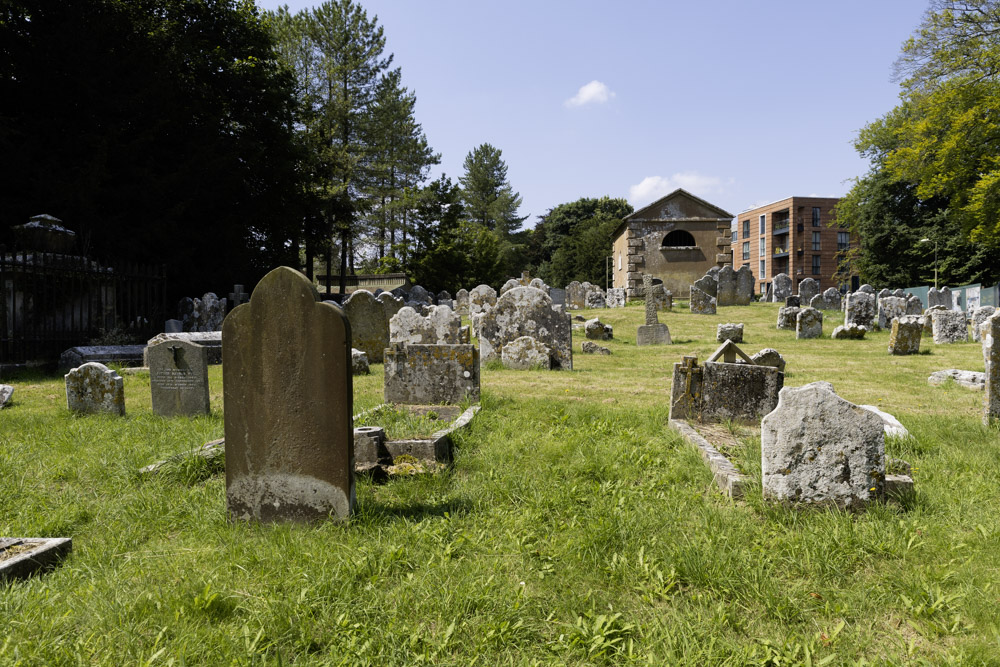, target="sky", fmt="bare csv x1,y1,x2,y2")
256,0,929,227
